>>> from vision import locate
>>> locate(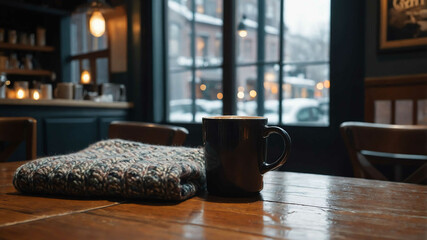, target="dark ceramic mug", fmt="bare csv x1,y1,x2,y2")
202,116,291,197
